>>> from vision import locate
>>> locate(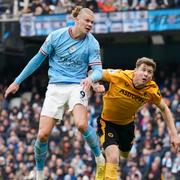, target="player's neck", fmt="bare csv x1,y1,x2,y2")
71,27,86,40
132,78,145,89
